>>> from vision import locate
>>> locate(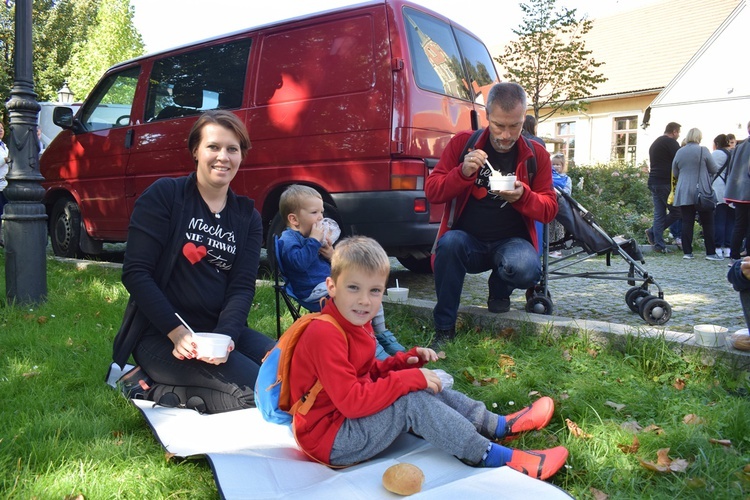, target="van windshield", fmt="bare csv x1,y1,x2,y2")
403,7,497,104
79,66,140,131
